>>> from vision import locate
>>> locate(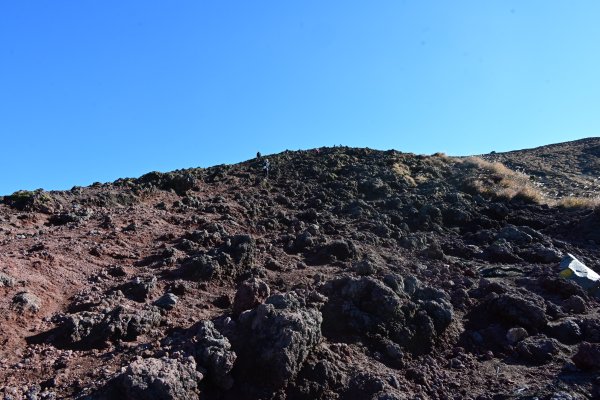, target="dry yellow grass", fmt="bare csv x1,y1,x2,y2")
555,196,600,209
392,162,417,186
431,152,448,159
461,156,545,203
460,157,600,208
